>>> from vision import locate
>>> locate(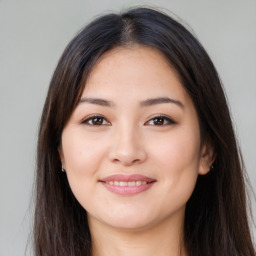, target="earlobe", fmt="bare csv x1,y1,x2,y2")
198,140,216,175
